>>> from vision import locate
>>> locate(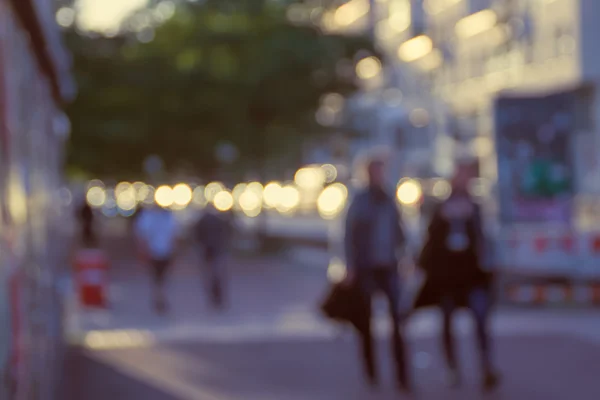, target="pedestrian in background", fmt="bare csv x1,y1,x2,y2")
135,203,179,313
78,201,96,247
343,154,411,392
194,203,233,309
417,163,500,391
